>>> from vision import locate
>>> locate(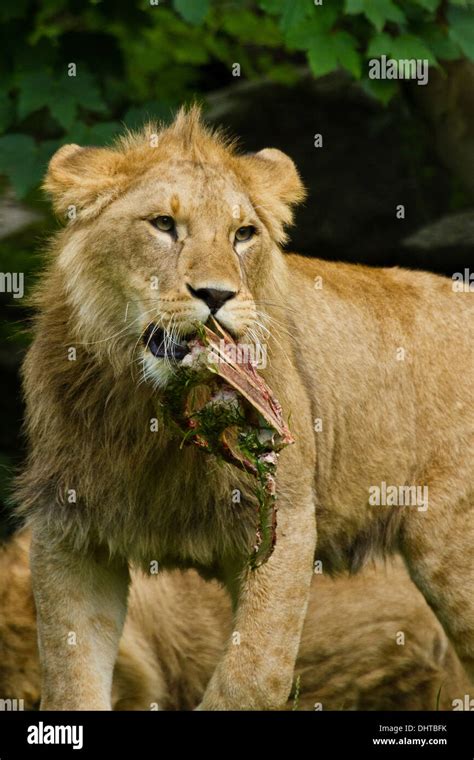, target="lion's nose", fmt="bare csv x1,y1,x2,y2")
187,285,237,314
